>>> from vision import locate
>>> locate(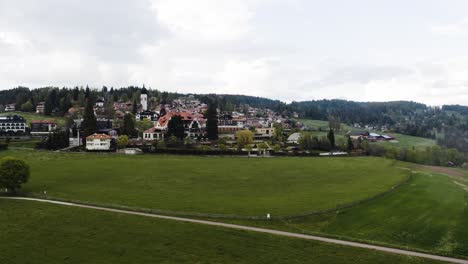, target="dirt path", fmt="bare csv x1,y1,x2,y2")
2,197,468,264
419,165,465,177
